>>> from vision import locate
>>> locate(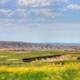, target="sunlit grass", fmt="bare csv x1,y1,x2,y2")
0,63,80,80
0,63,80,73
0,50,80,80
